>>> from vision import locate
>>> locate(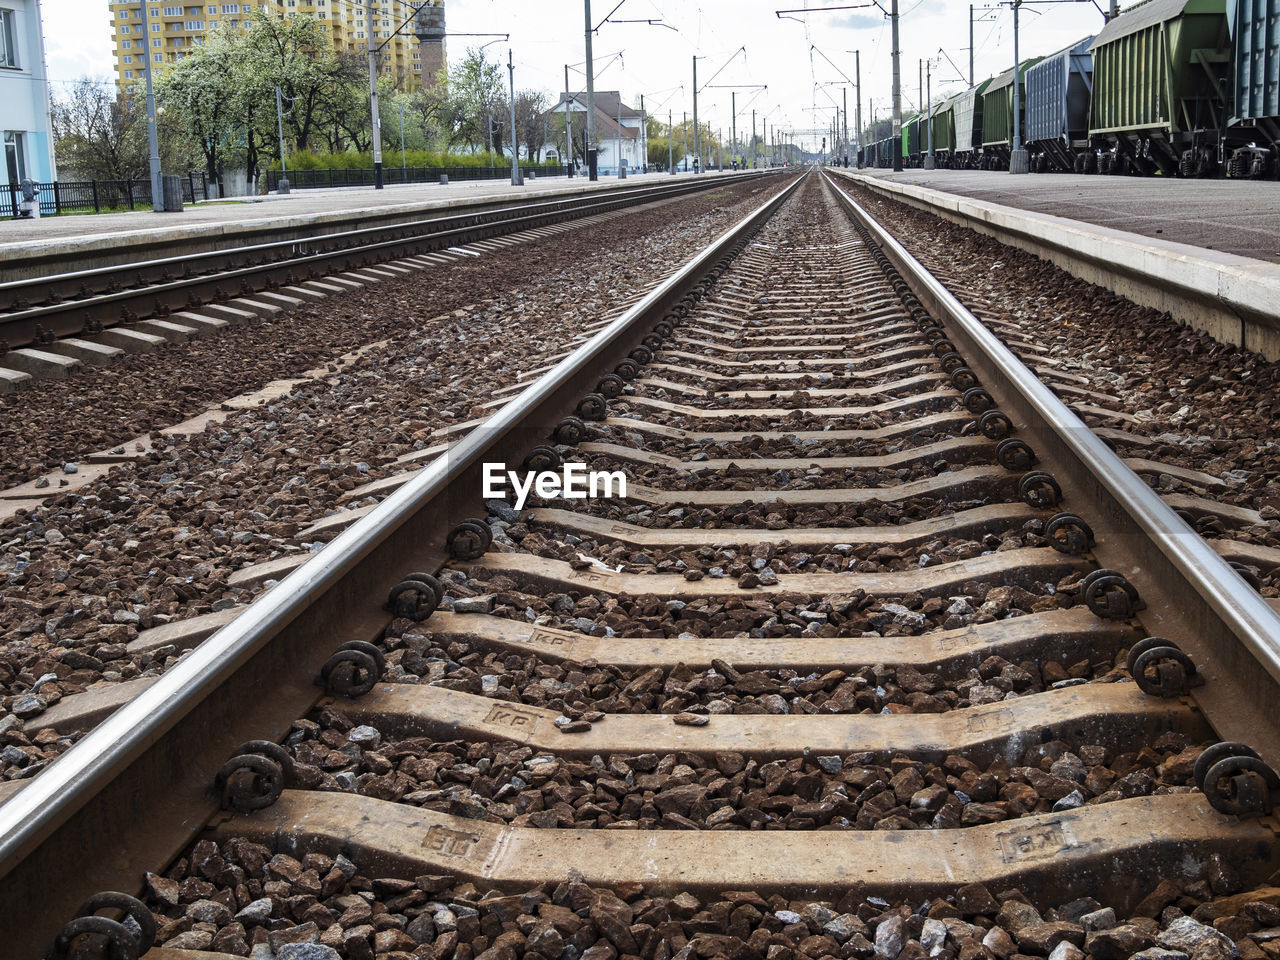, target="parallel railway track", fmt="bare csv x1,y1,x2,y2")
5,170,1280,958
0,174,765,351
